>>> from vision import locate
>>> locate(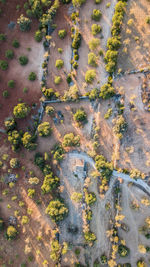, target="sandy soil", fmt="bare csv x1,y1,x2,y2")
117,0,150,71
